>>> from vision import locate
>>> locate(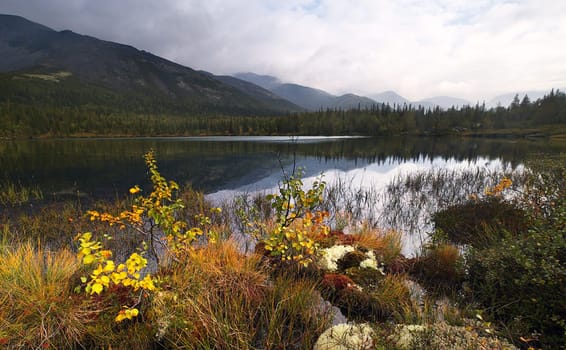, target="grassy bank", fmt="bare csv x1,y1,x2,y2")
0,152,564,349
